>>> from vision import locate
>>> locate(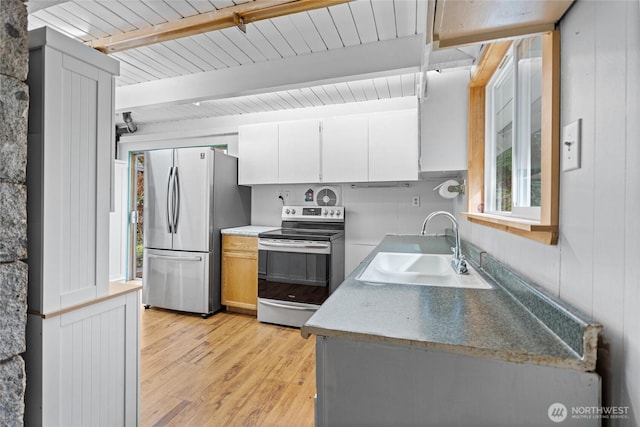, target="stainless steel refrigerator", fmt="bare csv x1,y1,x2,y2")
142,147,250,317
